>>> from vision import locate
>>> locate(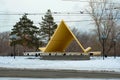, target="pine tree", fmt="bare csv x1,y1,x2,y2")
10,14,42,51
39,9,57,43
